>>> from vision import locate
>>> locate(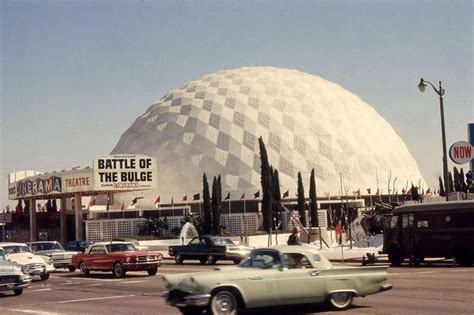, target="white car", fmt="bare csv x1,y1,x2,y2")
0,242,55,280
27,241,80,272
